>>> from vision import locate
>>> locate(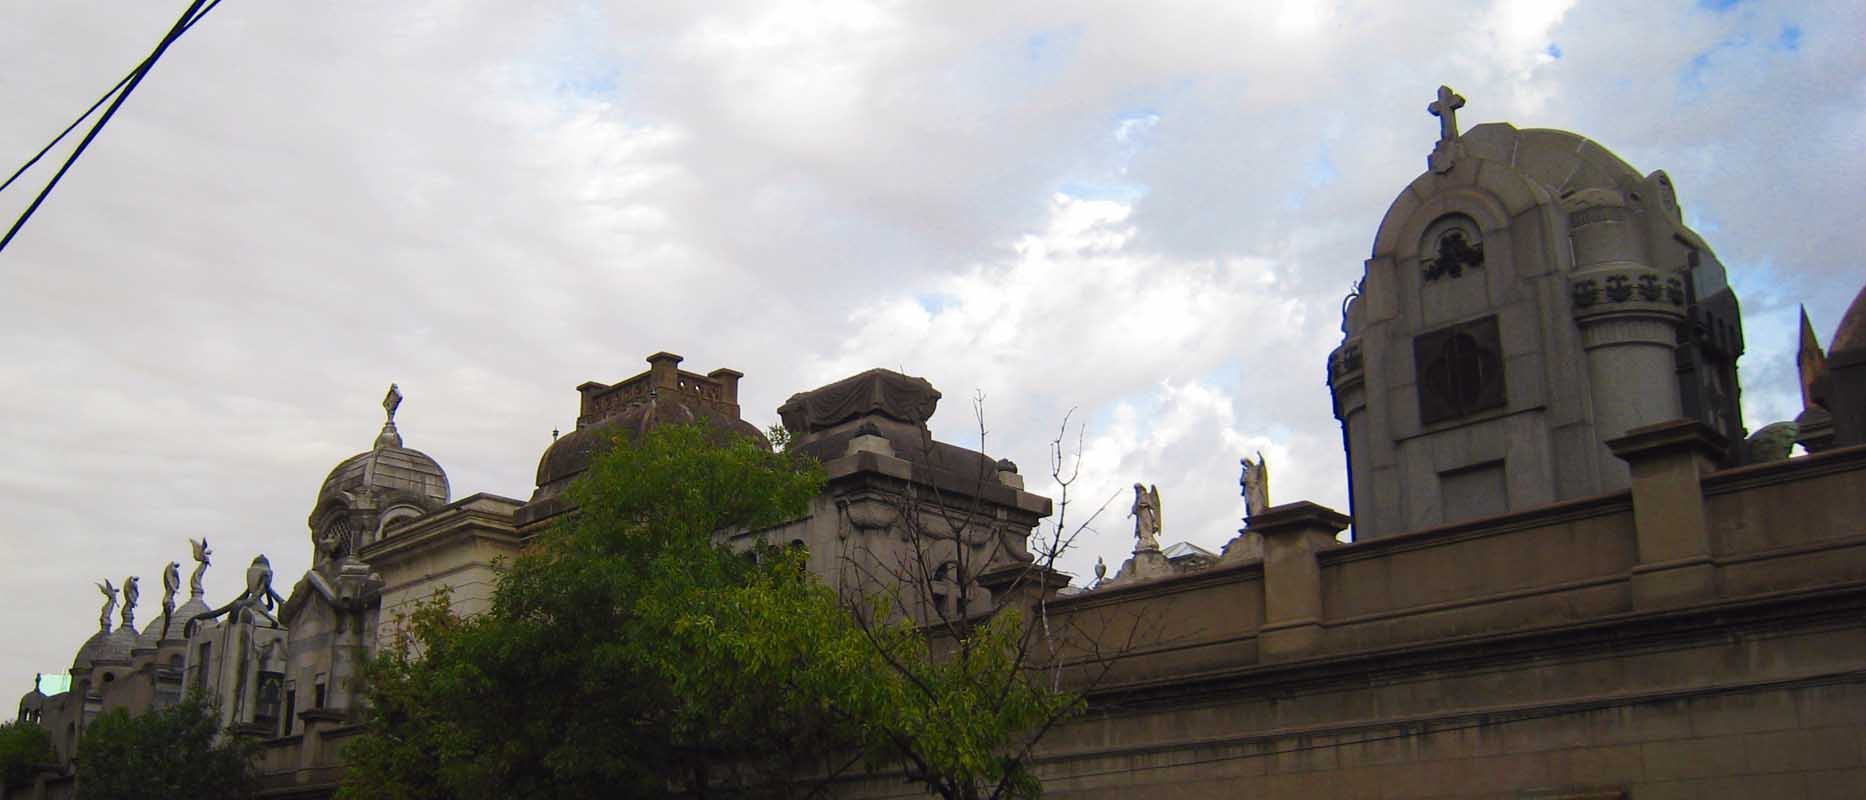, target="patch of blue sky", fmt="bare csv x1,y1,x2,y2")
544,0,627,103
1698,0,1744,11
1199,359,1245,396
1778,25,1801,51
1683,208,1721,237
1677,39,1746,99
1057,109,1161,203
1025,25,1083,67
1546,43,1563,60
557,69,622,99
1307,145,1338,188
915,293,953,316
